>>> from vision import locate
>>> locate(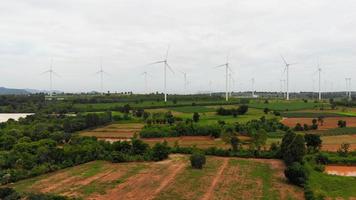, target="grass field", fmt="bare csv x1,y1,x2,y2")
11,155,304,200
248,100,325,111
307,169,356,199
